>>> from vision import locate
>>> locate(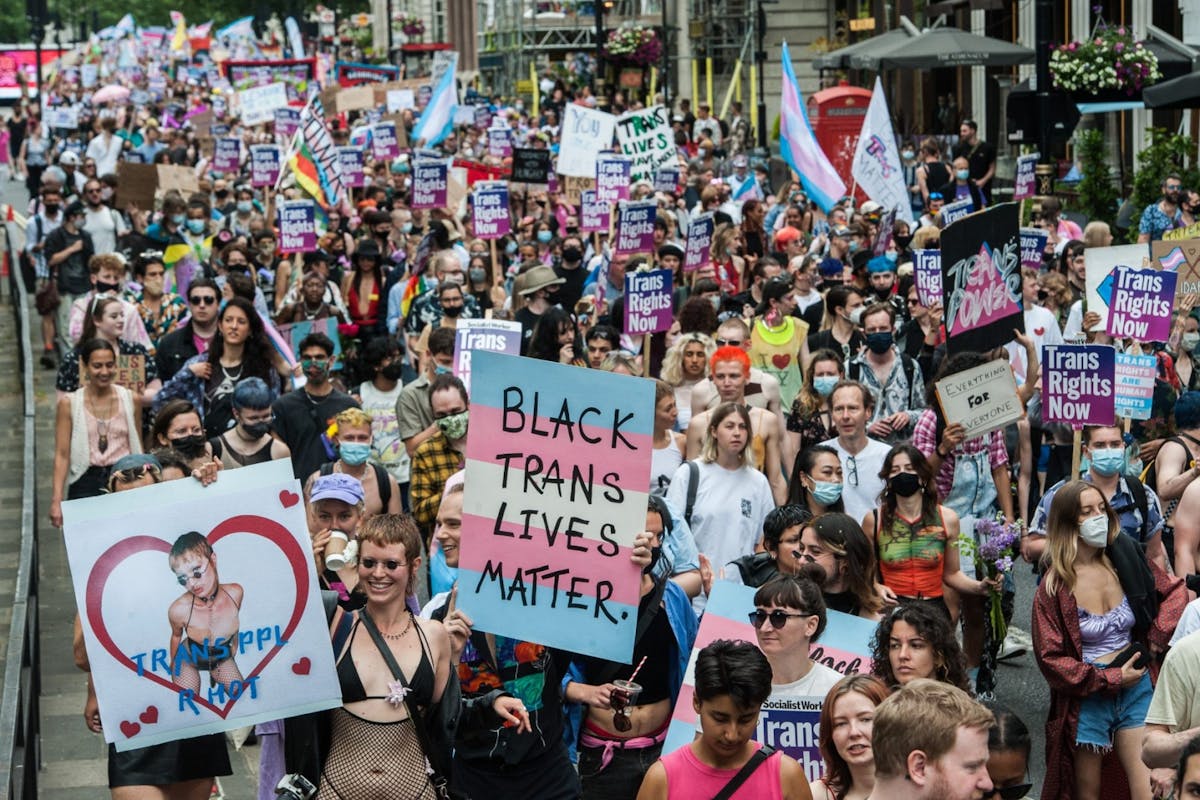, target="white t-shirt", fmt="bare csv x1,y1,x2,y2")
821,436,891,524
83,205,127,255
1146,630,1200,731
1170,598,1200,647
358,380,410,484
1005,304,1064,383
770,662,844,700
